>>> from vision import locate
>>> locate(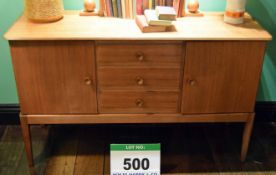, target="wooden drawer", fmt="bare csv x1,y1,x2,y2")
99,91,180,113
98,67,181,90
97,43,183,67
